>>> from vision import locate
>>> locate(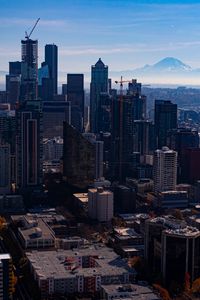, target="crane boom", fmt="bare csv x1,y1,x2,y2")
25,18,40,39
